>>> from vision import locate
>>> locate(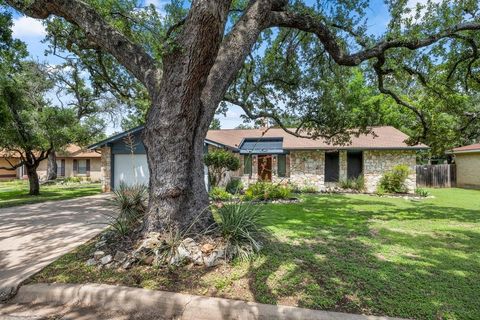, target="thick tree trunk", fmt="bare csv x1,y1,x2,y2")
26,165,40,196
142,0,231,234
46,150,57,181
